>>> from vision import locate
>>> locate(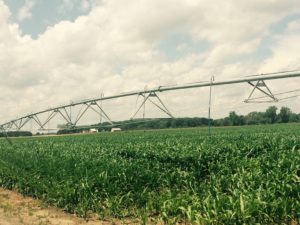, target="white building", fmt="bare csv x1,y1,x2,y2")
111,128,121,132
82,128,98,134
90,128,98,133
